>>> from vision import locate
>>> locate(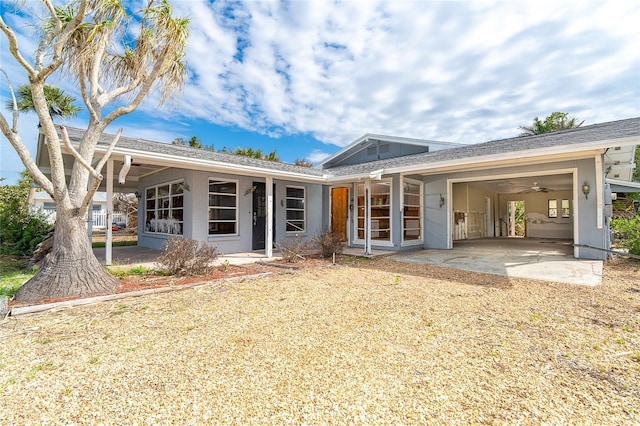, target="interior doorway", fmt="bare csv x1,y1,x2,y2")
331,187,349,242
507,200,526,237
